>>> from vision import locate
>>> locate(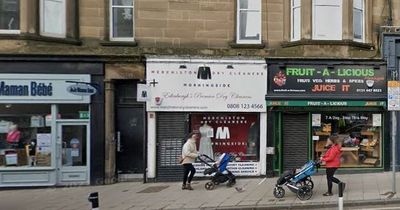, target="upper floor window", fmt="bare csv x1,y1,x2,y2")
236,0,261,44
312,0,342,40
353,0,364,42
291,0,301,41
40,0,66,38
0,0,20,34
110,0,134,42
